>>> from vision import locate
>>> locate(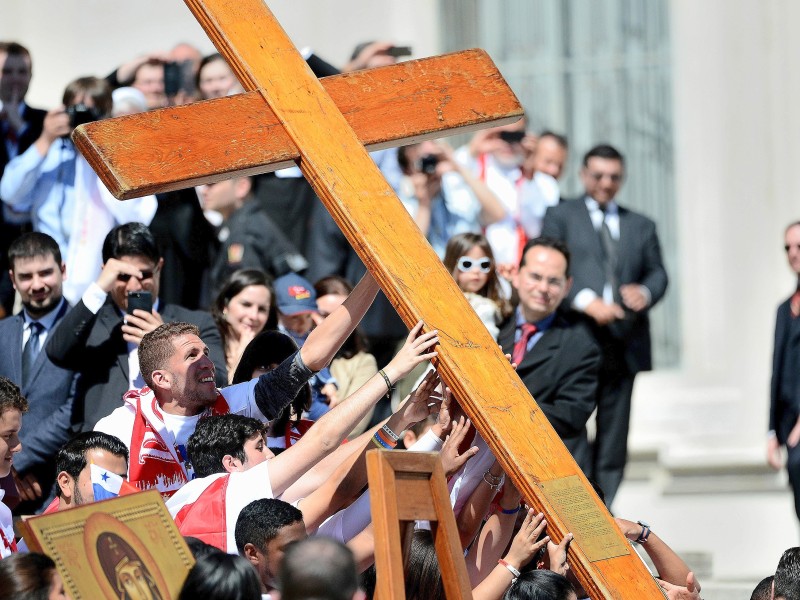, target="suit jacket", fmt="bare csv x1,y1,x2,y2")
0,303,75,481
770,297,800,441
499,312,600,449
0,104,46,181
541,197,668,373
45,298,227,432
